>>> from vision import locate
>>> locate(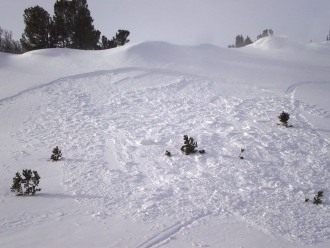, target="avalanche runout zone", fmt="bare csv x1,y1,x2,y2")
11,70,330,244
